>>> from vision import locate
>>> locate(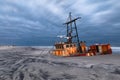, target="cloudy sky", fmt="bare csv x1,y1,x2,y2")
0,0,120,46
